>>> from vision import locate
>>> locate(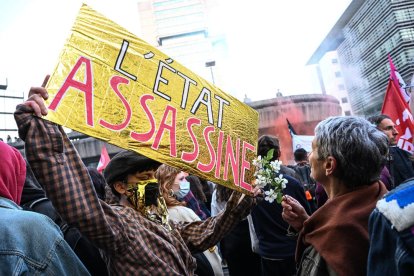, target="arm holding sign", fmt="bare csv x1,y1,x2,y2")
175,187,260,252
15,78,129,255
15,78,262,256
